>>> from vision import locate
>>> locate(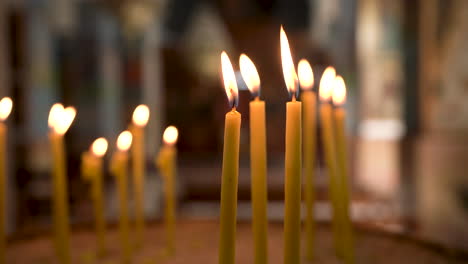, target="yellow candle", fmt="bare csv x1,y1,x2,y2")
218,51,241,264
0,97,12,264
131,104,149,246
81,138,108,256
281,27,302,264
48,103,76,264
110,131,133,264
239,54,268,264
319,67,344,258
298,59,316,261
332,76,355,264
156,126,179,255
